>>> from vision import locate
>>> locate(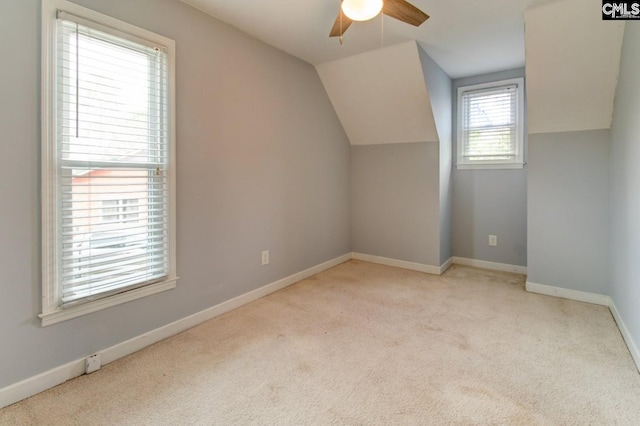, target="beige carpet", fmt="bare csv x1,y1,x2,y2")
2,261,640,425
